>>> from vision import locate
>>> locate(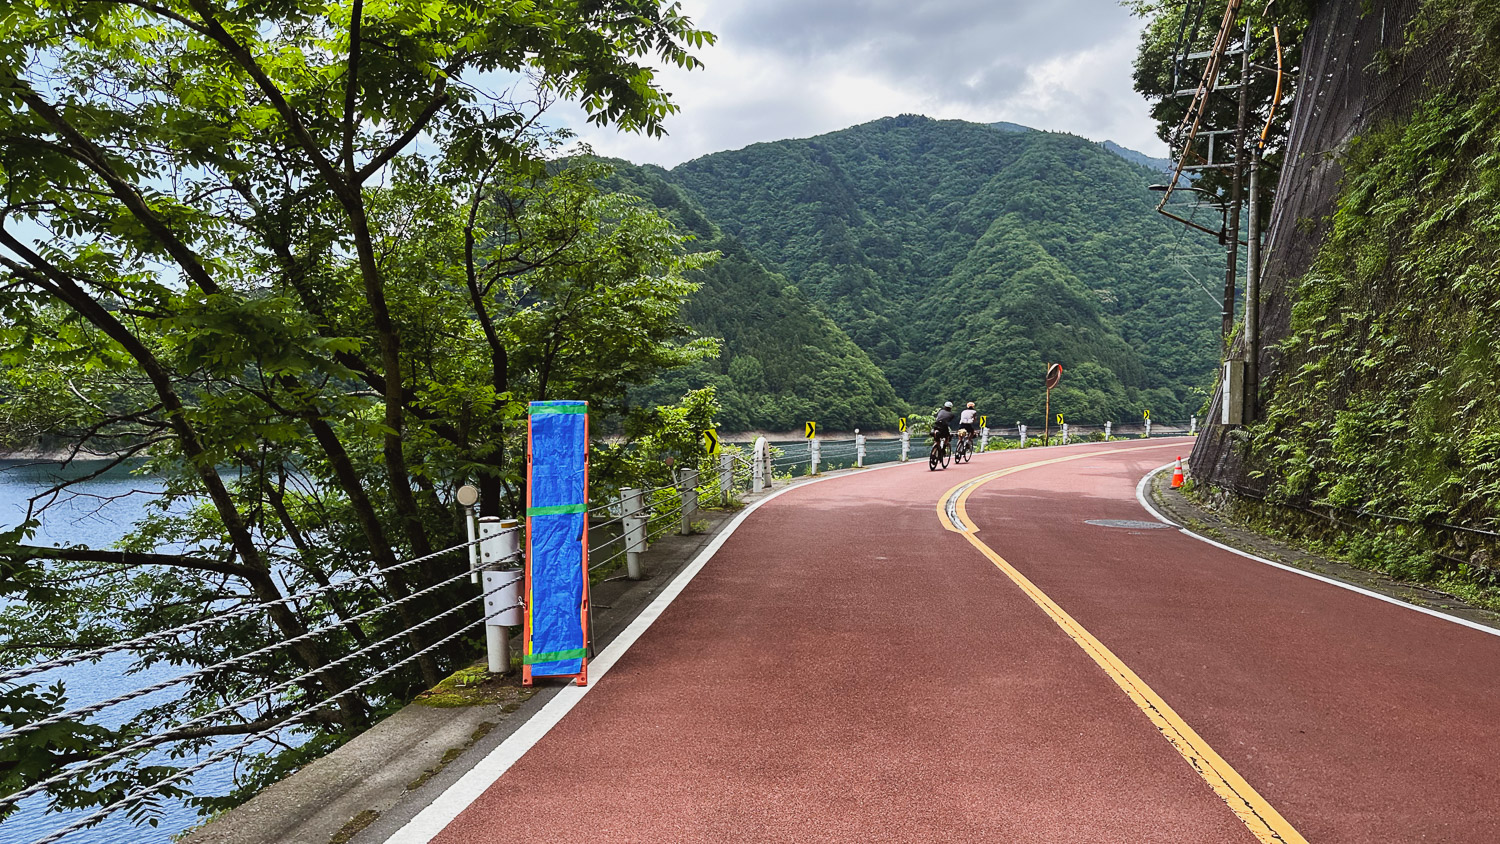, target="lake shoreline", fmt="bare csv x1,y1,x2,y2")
0,447,125,462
